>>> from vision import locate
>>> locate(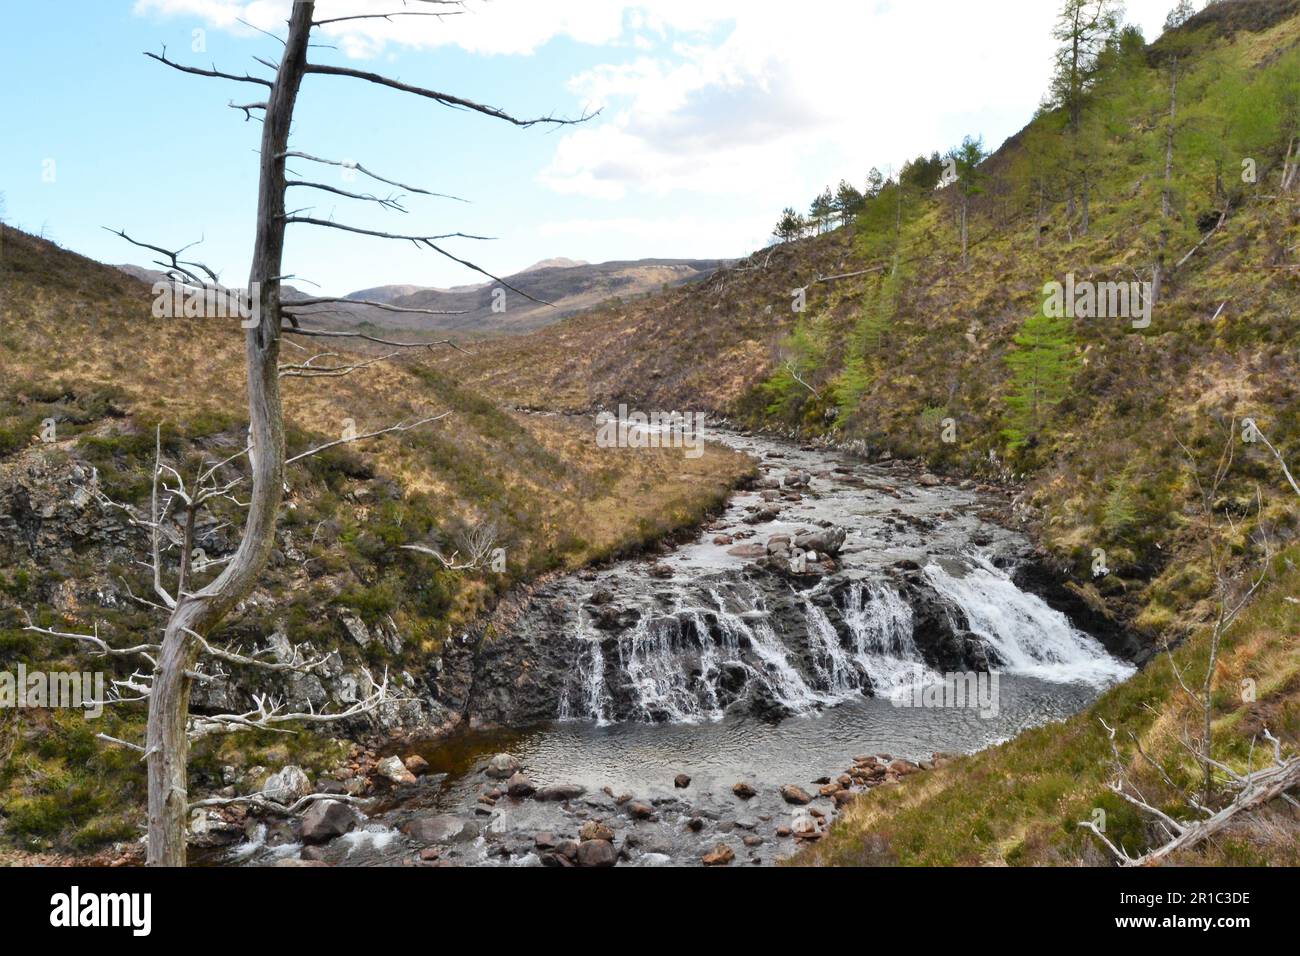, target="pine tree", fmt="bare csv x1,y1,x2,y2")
809,188,835,234
947,135,989,266
1164,0,1198,33
774,207,805,244
1002,297,1081,448
834,180,865,226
